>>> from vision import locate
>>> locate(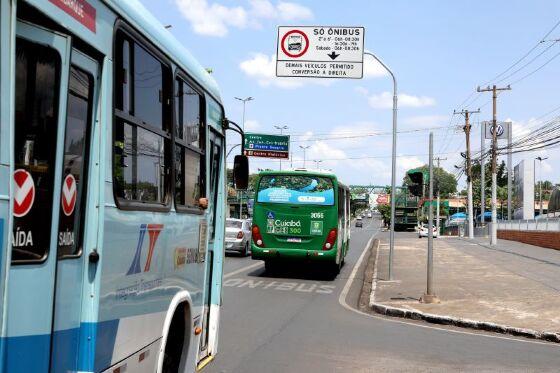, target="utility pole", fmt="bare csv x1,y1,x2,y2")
299,145,311,168
454,109,480,239
477,85,511,245
274,125,289,170
420,132,439,303
434,156,447,236
480,125,486,225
